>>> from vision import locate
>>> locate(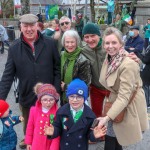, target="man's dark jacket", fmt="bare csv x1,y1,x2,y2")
125,35,144,54
0,32,60,107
